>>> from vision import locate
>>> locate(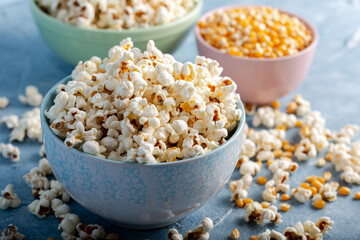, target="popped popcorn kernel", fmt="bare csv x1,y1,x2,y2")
0,143,20,162
0,225,25,240
19,85,43,107
0,184,21,210
184,217,213,240
0,97,9,110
